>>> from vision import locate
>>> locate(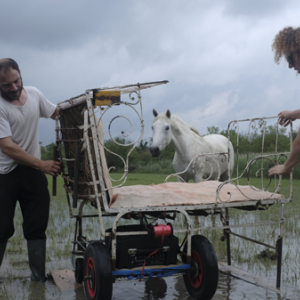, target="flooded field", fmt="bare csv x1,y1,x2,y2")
1,175,300,299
